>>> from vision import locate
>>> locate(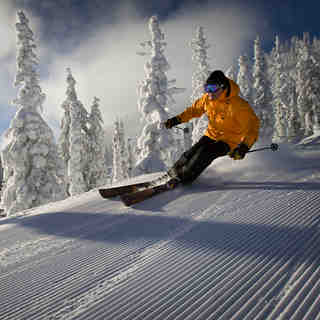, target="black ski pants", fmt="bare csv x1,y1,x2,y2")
168,136,230,184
